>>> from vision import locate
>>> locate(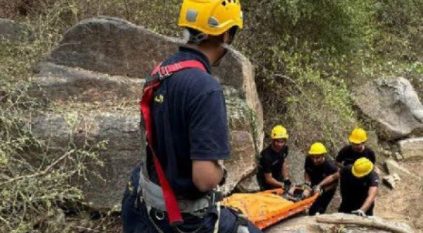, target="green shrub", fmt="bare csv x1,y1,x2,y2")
0,3,106,232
